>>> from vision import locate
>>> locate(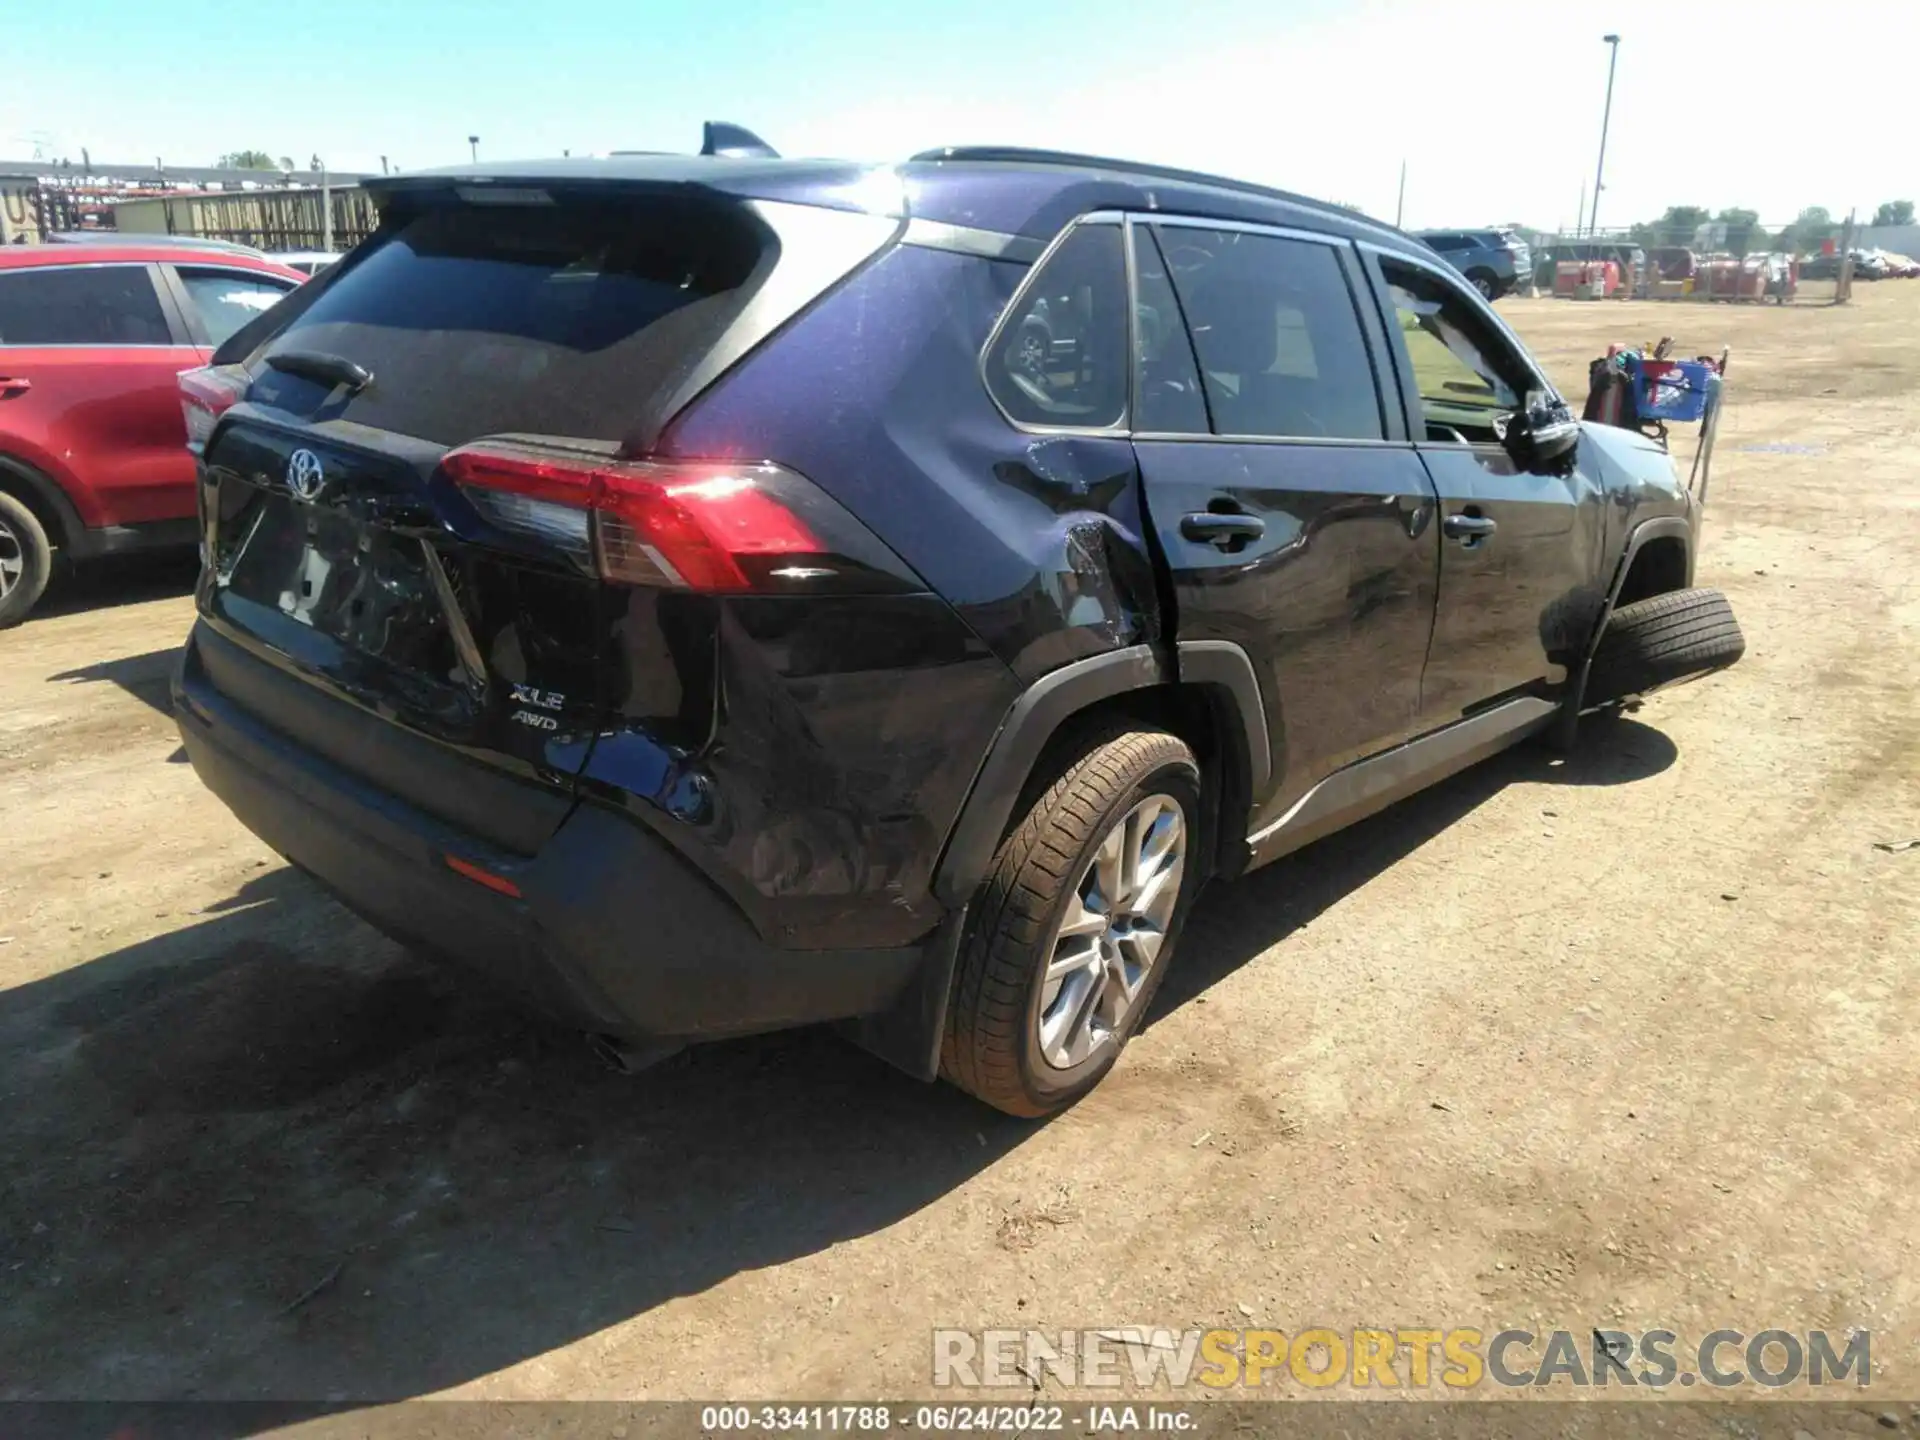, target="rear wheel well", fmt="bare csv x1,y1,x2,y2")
0,458,72,551
1006,682,1248,885
1616,535,1690,606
